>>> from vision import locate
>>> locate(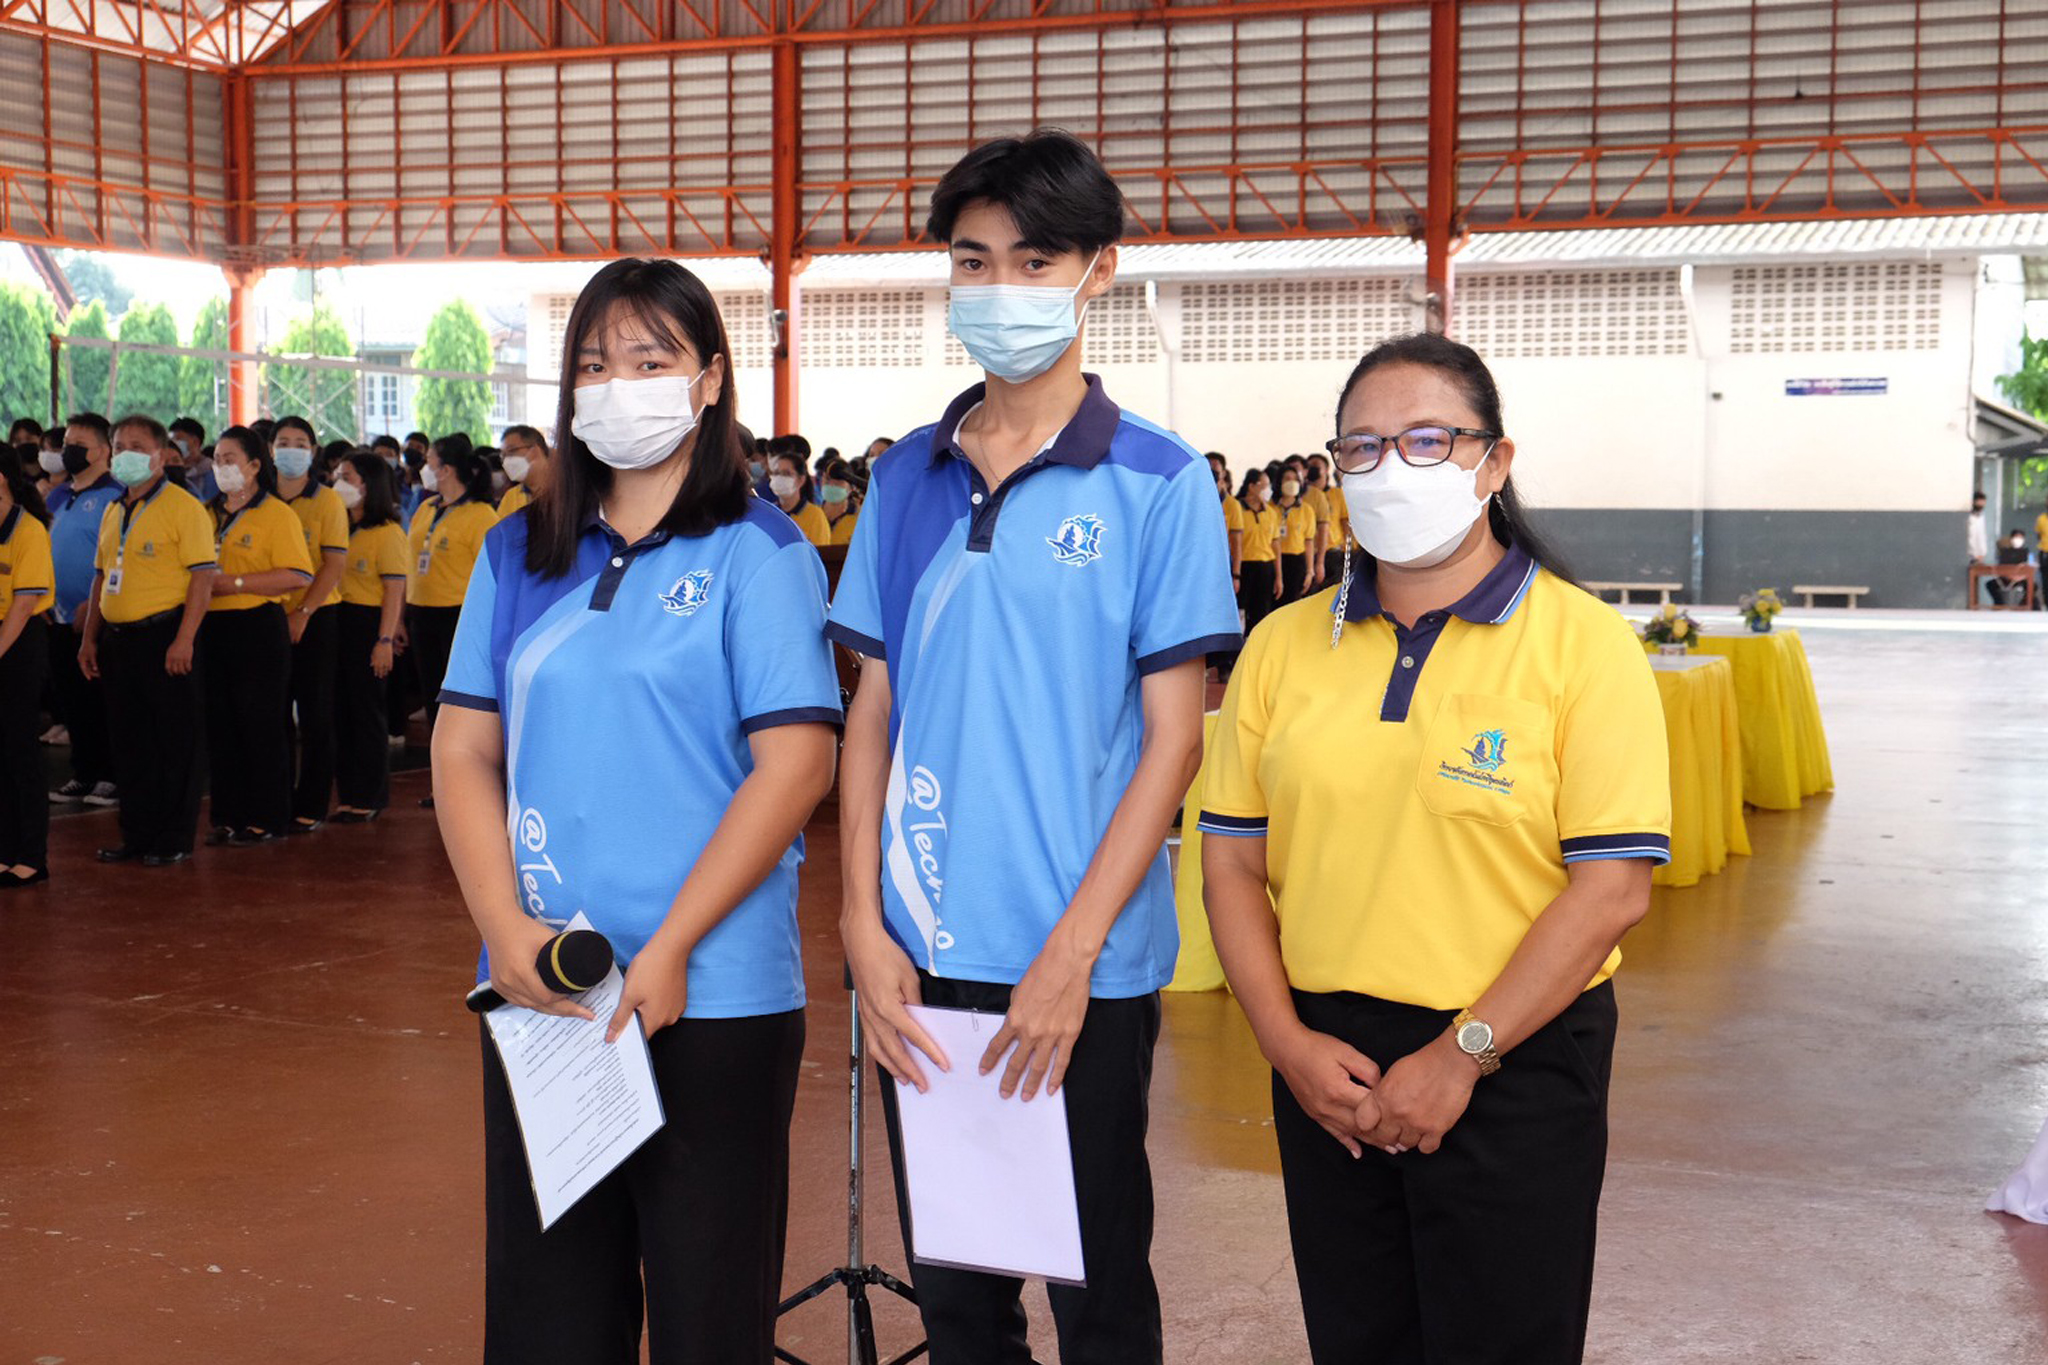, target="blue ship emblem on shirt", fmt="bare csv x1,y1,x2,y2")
1463,729,1509,773
1047,514,1106,566
659,569,715,617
